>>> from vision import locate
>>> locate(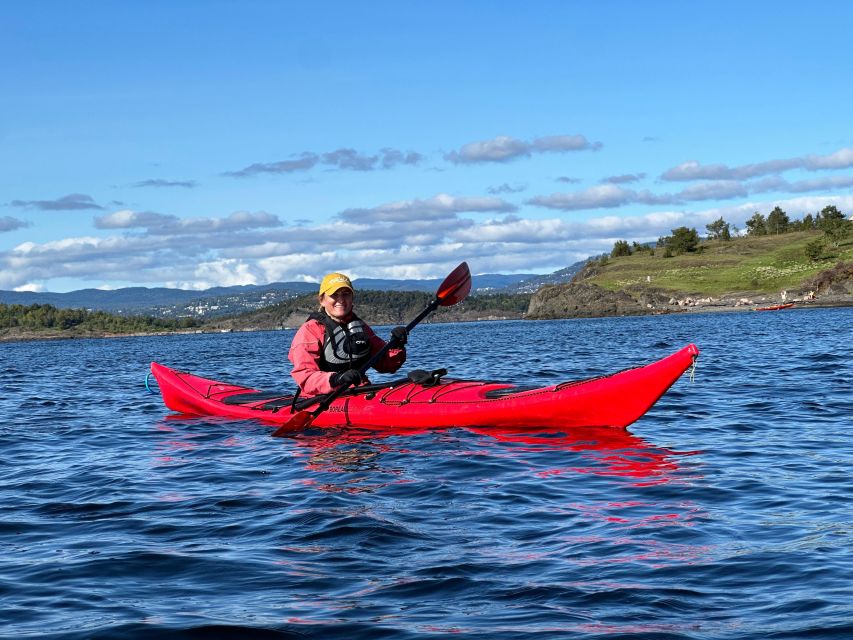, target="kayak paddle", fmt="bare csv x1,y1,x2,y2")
272,261,472,436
